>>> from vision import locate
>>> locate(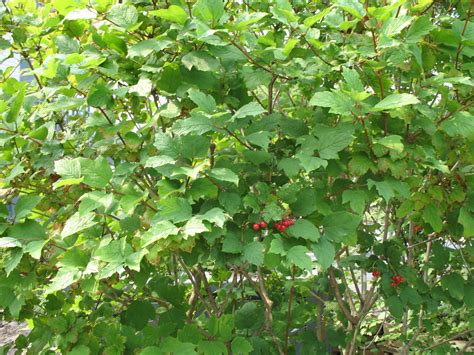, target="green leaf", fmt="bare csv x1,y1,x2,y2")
158,197,192,223
172,114,213,135
235,303,260,329
128,39,171,58
295,153,327,173
287,219,320,242
108,4,138,29
313,123,354,159
243,241,264,266
323,212,361,244
182,51,220,71
406,16,434,43
382,15,413,37
78,191,114,216
458,207,474,237
183,217,209,236
400,286,422,305
422,204,443,232
54,158,81,179
59,248,89,268
141,347,161,355
441,273,465,300
41,96,84,113
232,102,266,120
194,0,225,24
145,155,176,168
150,5,188,25
235,12,268,30
367,179,410,202
202,208,227,228
188,89,217,113
54,35,80,54
198,340,228,355
312,236,335,270
3,248,23,275
246,131,271,150
335,0,365,18
121,300,156,330
309,91,354,115
287,246,312,271
79,157,113,189
130,78,153,97
372,94,420,111
440,112,474,140
222,232,242,254
6,87,25,123
376,135,404,153
61,212,97,238
342,67,364,92
209,168,239,186
278,158,301,177
231,337,253,355
46,268,81,294
268,236,286,256
9,220,46,241
15,195,42,220
87,84,113,107
289,188,318,216
142,221,179,247
387,295,403,319
342,190,367,215
0,238,22,248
